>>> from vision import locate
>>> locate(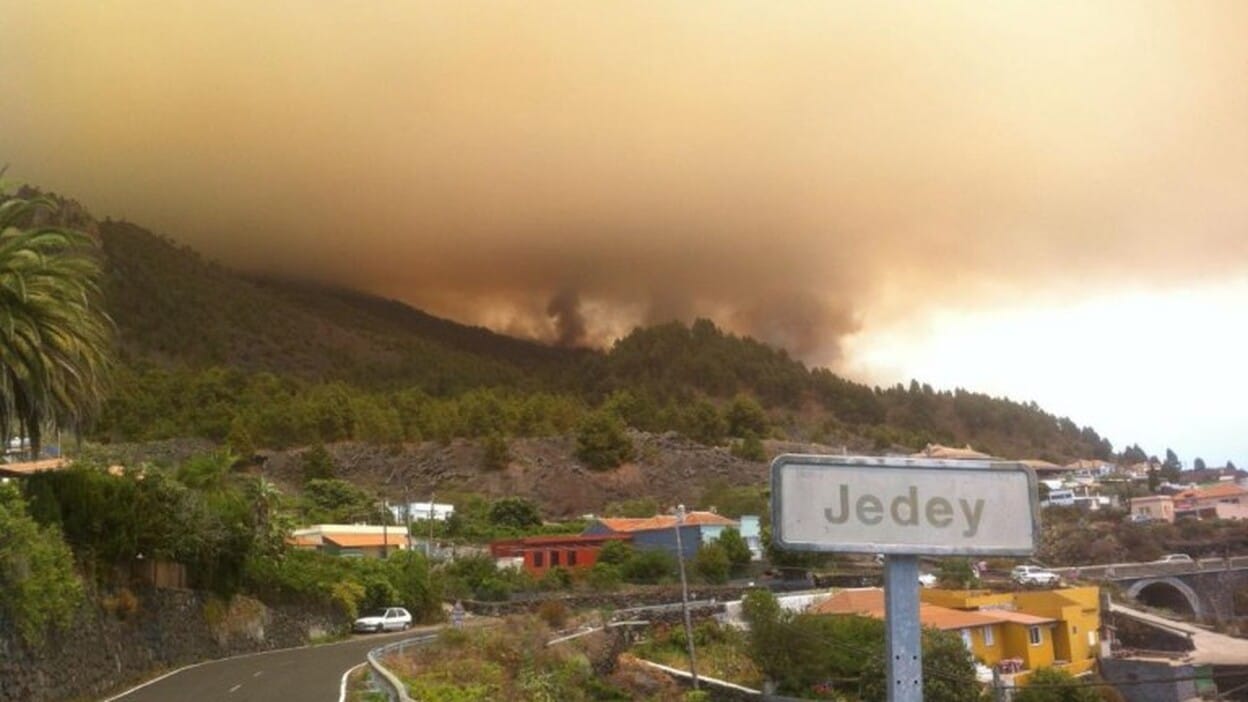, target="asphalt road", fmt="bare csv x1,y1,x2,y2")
104,627,434,702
